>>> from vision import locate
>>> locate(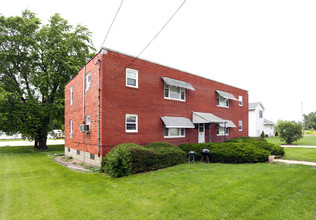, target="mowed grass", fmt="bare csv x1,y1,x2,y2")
1,145,316,219
281,147,316,162
266,135,316,146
